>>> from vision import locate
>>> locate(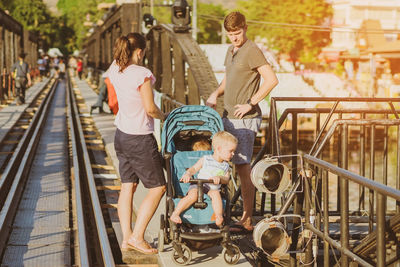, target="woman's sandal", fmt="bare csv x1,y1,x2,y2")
126,239,158,255
121,241,133,252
